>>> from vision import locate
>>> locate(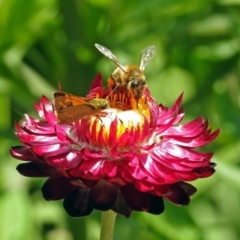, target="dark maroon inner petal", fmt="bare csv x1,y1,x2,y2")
16,162,55,177
196,164,216,178
79,178,99,188
89,180,119,211
10,146,41,161
178,181,197,196
164,183,191,205
41,175,74,200
147,195,165,215
120,184,150,211
111,191,132,218
63,188,93,217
